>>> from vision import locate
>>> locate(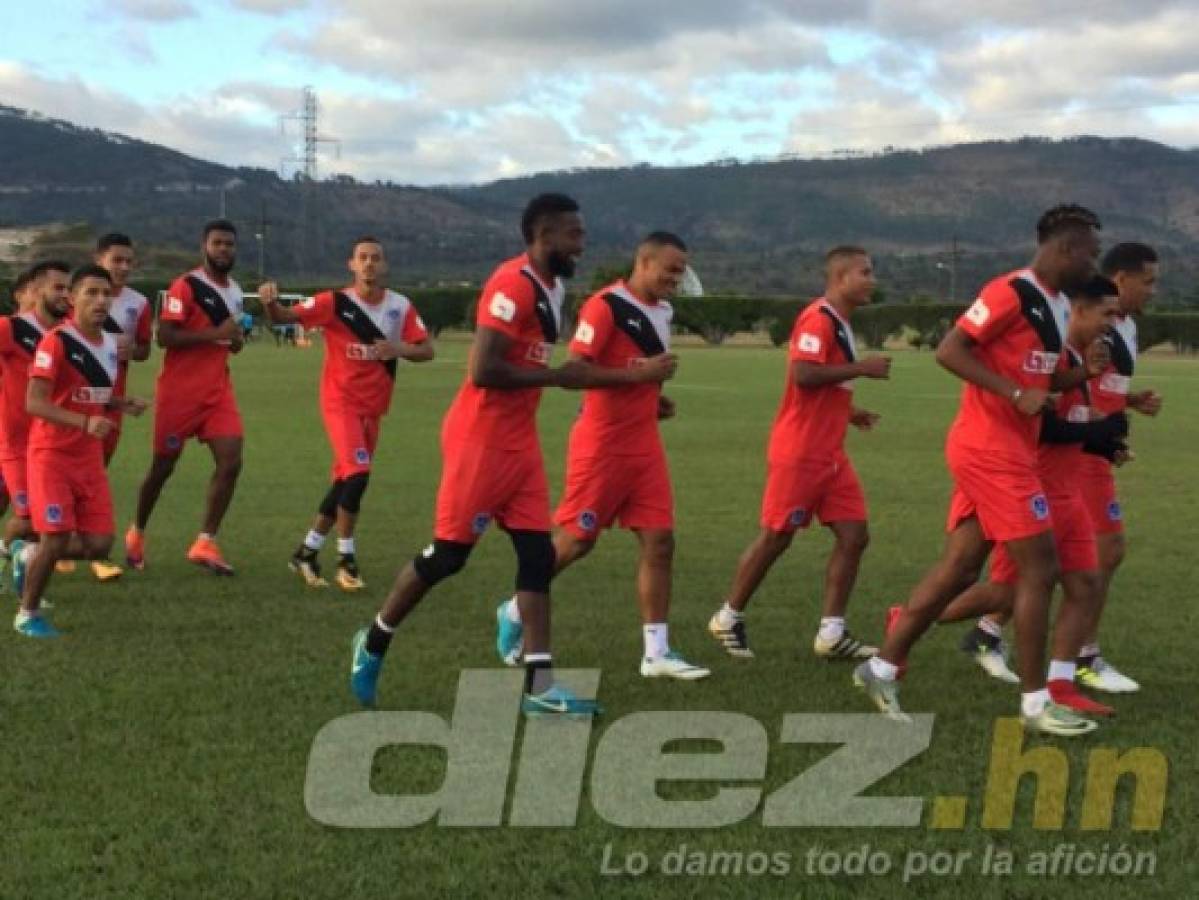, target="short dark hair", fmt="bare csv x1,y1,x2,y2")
1069,274,1118,304
27,260,71,281
520,193,579,244
1036,204,1101,244
1101,242,1158,277
350,235,383,254
96,232,133,254
639,231,688,254
70,264,113,291
12,267,35,295
203,218,238,239
824,245,868,276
